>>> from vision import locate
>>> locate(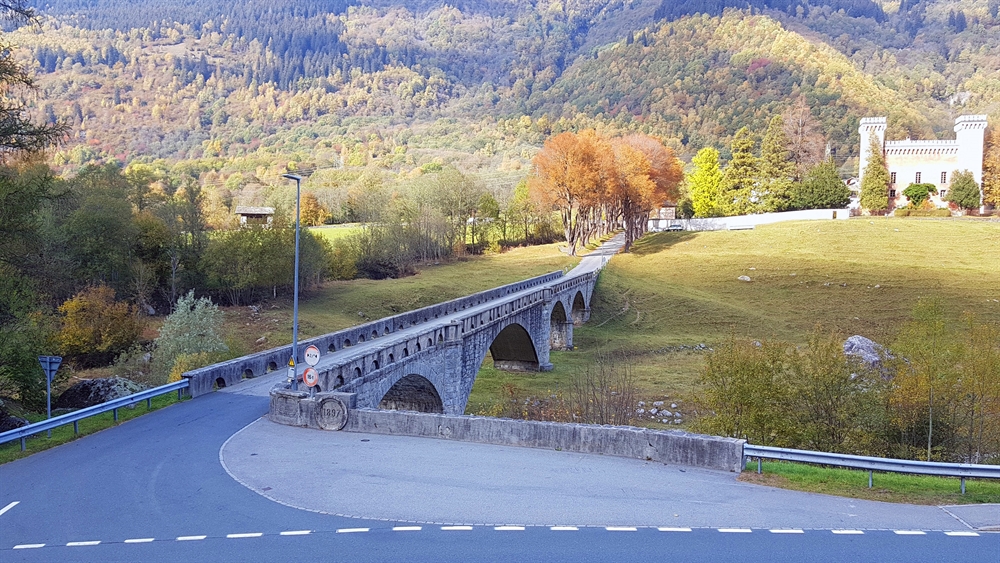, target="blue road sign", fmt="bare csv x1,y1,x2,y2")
38,356,62,429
